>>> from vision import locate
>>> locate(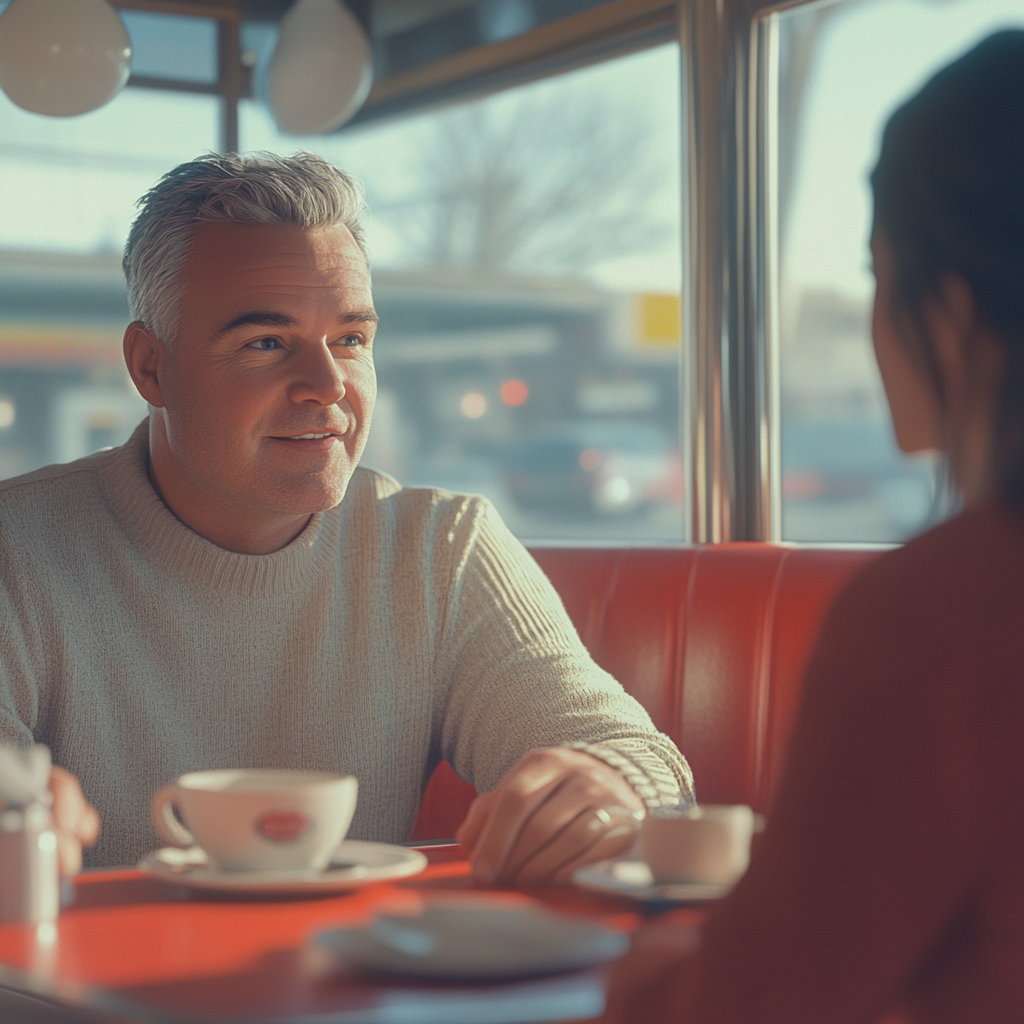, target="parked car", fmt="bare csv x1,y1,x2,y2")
503,420,680,516
782,417,938,539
